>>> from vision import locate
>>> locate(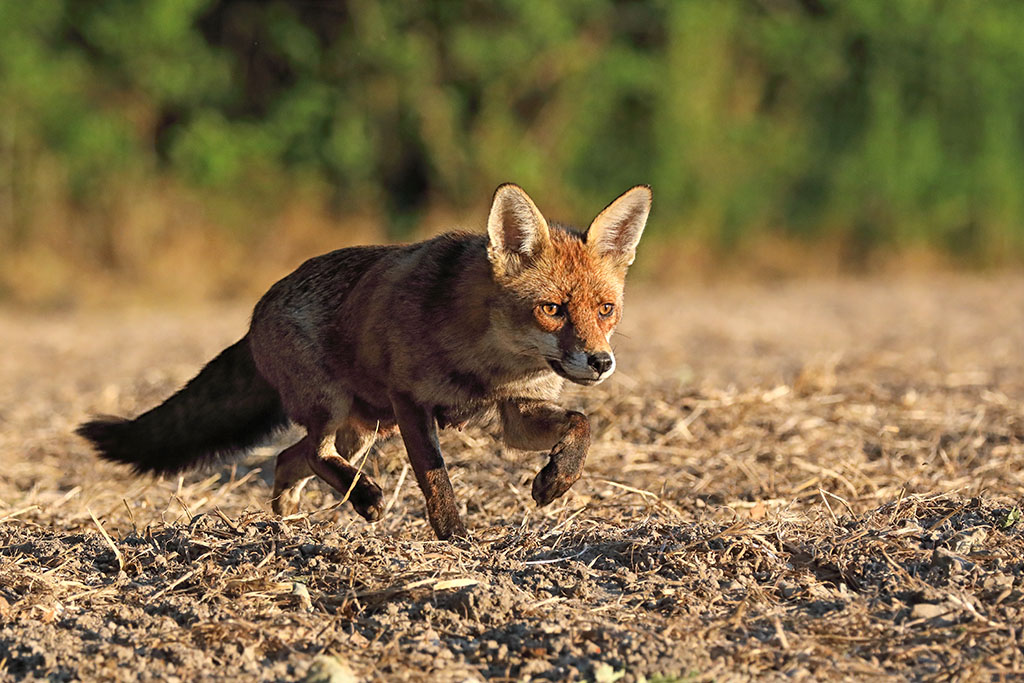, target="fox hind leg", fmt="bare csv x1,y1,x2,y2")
304,421,385,522
252,320,384,521
271,436,315,516
270,399,385,522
